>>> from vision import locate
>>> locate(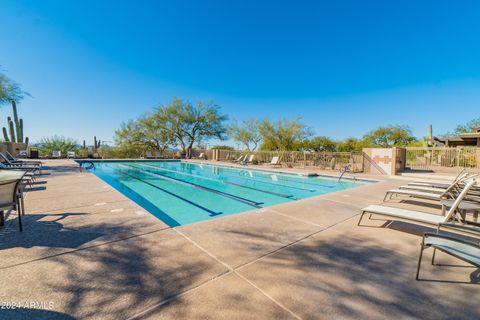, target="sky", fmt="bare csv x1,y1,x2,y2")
0,0,479,145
